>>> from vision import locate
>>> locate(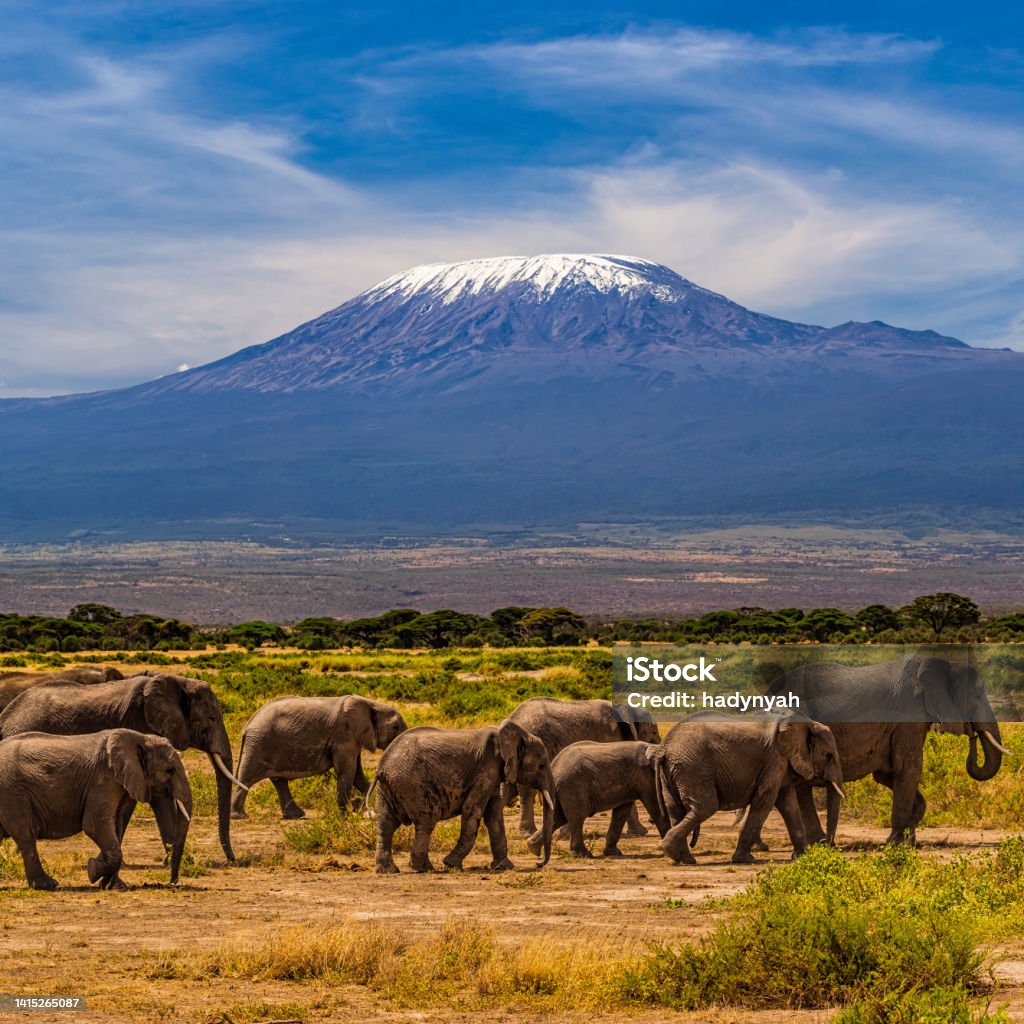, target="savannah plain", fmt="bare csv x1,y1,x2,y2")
4,646,1024,1024
2,526,1024,621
